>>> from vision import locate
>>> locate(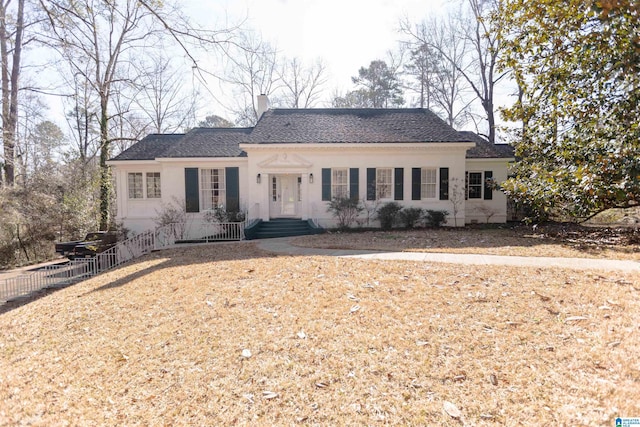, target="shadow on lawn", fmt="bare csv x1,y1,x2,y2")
0,241,279,314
